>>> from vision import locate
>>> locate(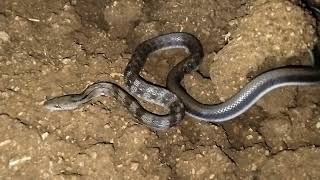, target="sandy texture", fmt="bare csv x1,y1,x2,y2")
1,0,320,179
210,0,316,101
